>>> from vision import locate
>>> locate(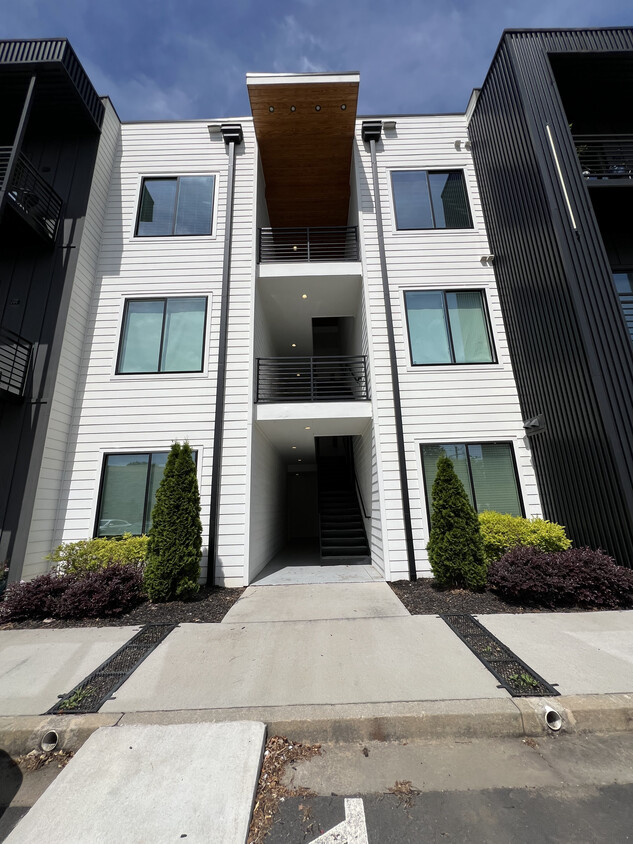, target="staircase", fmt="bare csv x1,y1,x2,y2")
318,455,370,559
